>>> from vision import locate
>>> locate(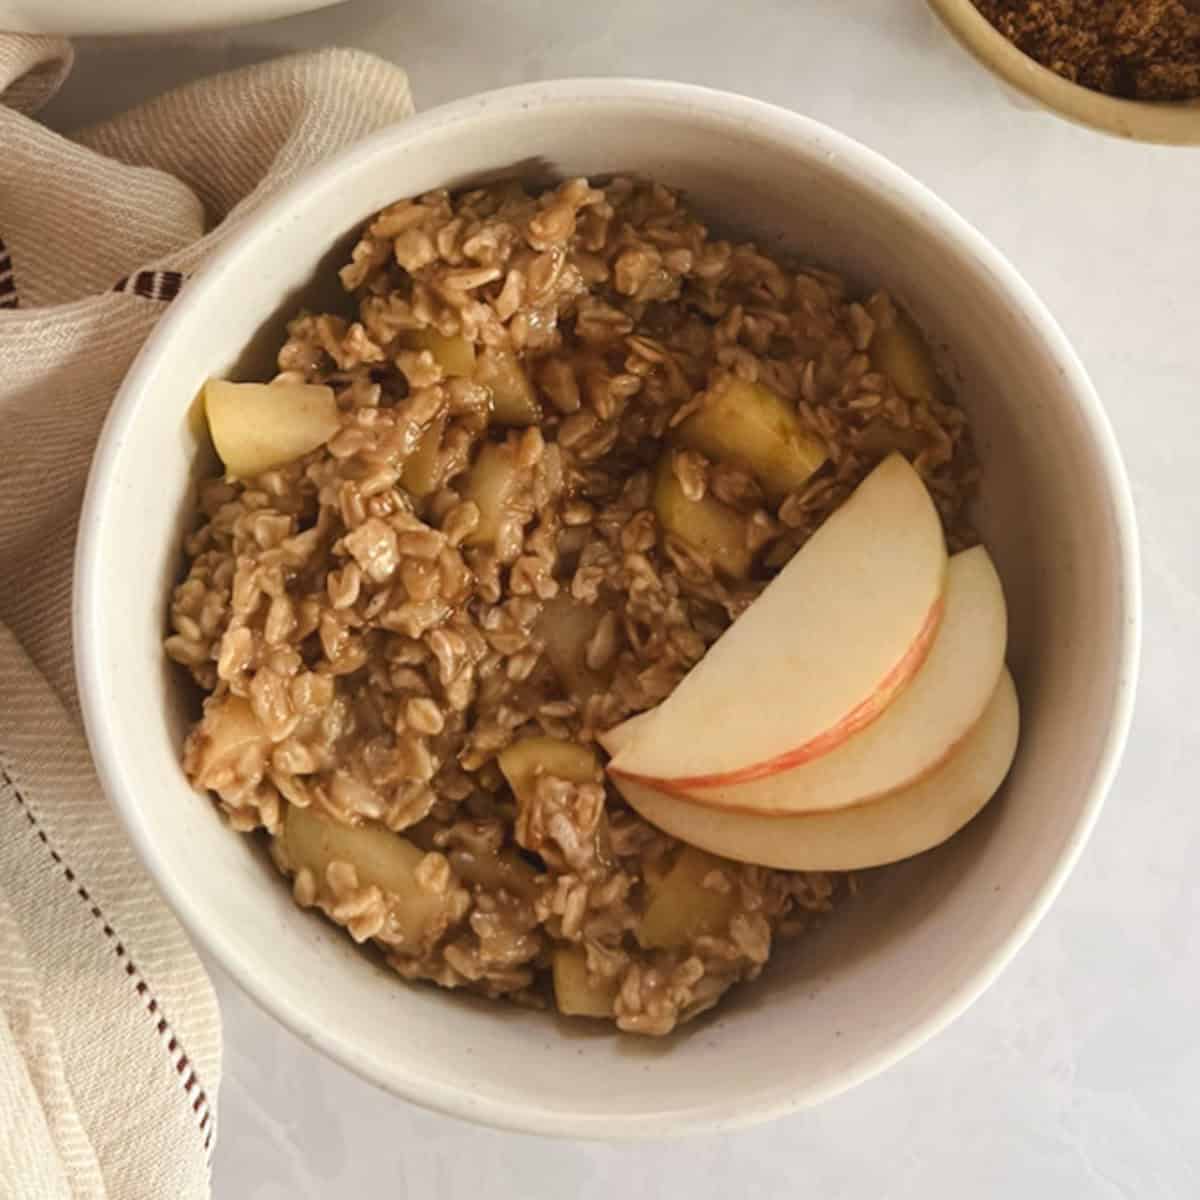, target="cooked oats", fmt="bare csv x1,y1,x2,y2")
168,176,977,1035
